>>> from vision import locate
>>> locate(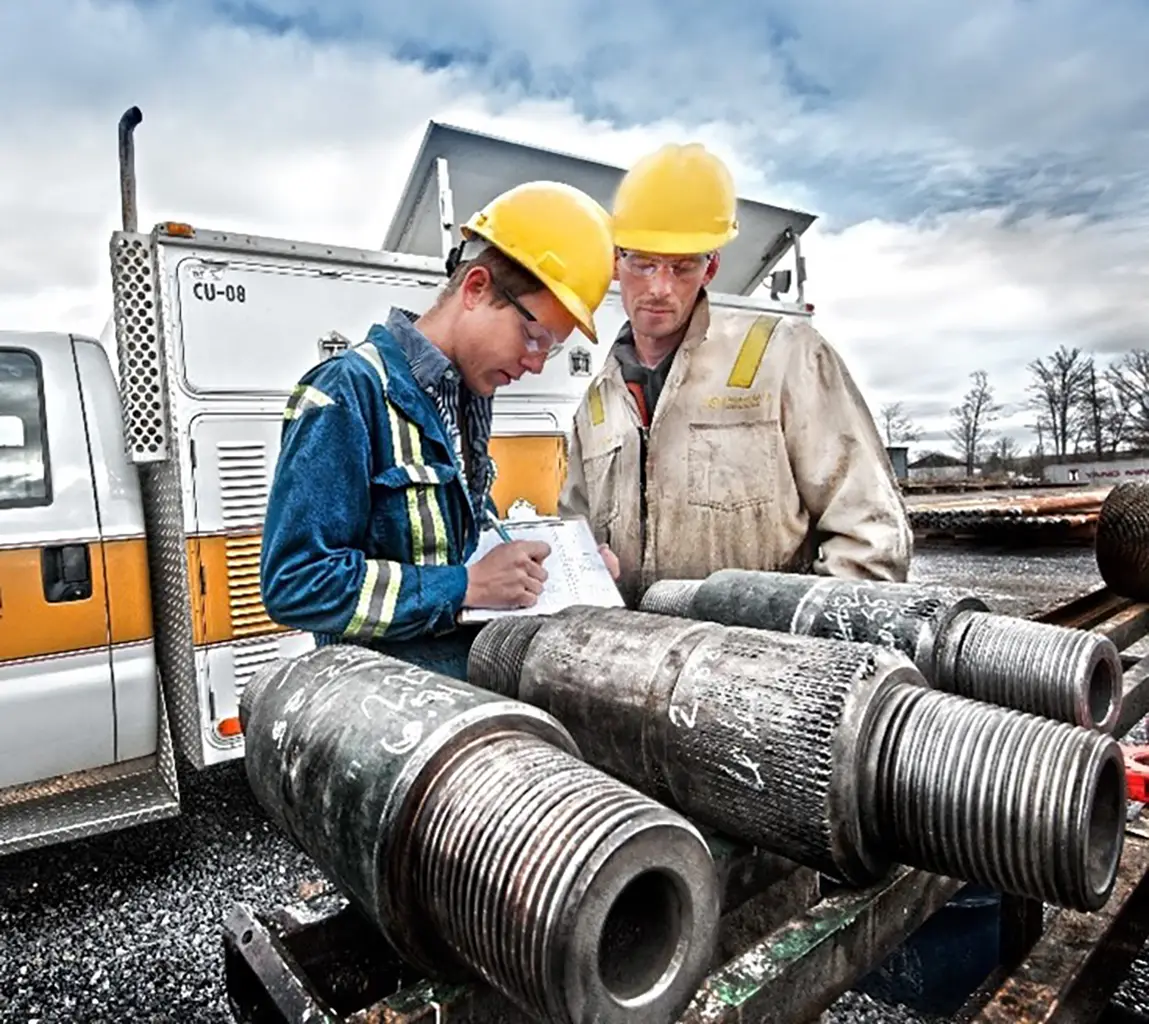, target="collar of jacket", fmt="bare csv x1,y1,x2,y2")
384,306,459,396
361,322,462,464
